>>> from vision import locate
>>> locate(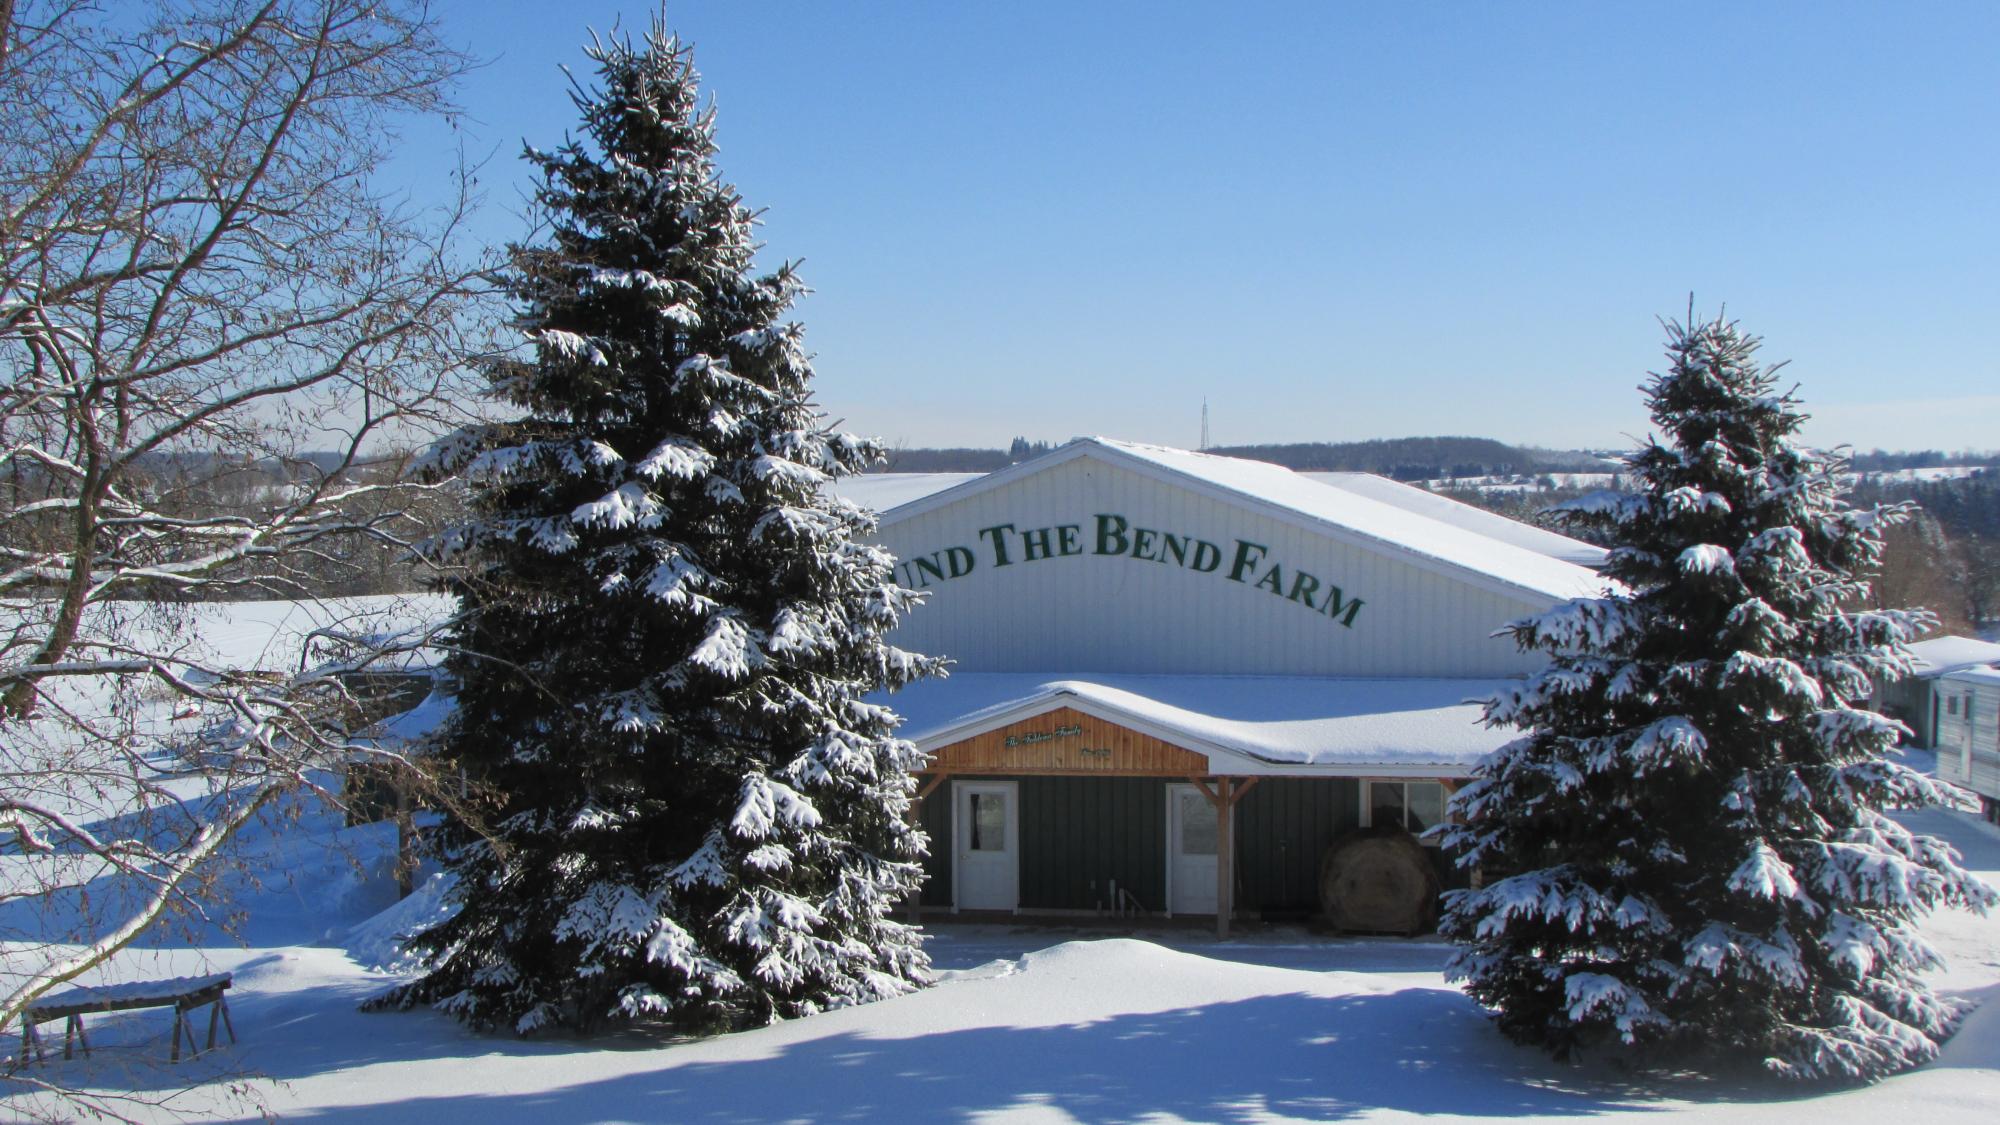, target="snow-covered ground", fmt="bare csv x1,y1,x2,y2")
11,592,2000,1112
4,599,1996,1122
1420,473,1620,493
1419,464,1993,494
3,796,1995,1123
